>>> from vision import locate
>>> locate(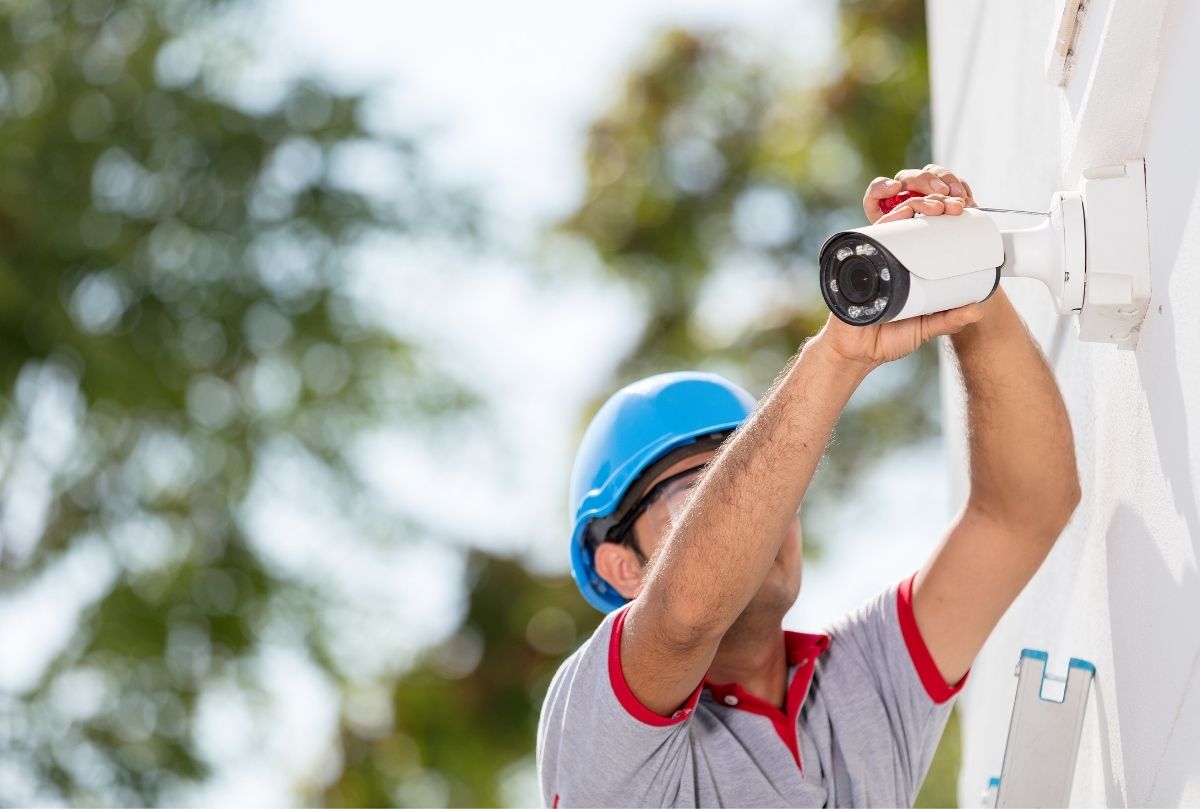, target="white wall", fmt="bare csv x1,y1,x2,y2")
926,1,1200,805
